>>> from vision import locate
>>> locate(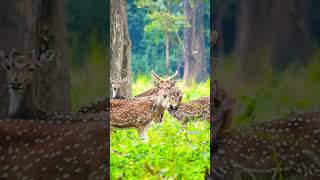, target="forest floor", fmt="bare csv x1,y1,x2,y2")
110,76,210,179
